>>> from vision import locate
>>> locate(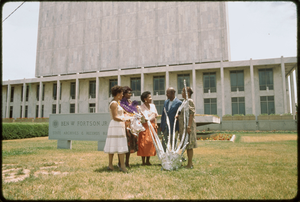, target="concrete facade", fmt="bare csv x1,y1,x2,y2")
35,2,230,77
